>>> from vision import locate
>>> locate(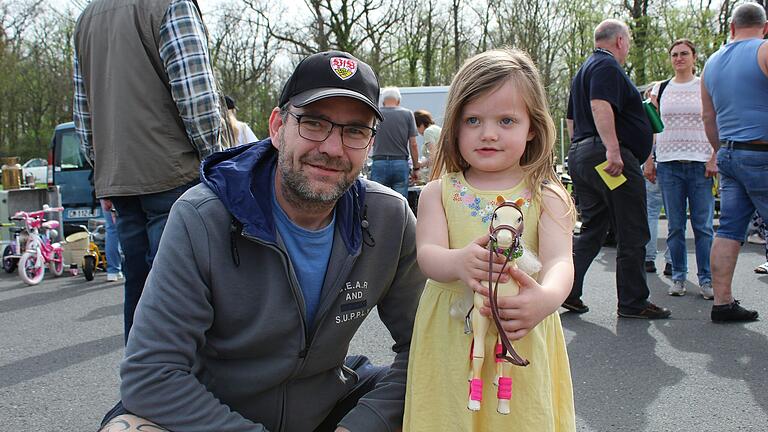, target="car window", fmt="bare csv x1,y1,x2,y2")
24,159,46,168
60,130,87,169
